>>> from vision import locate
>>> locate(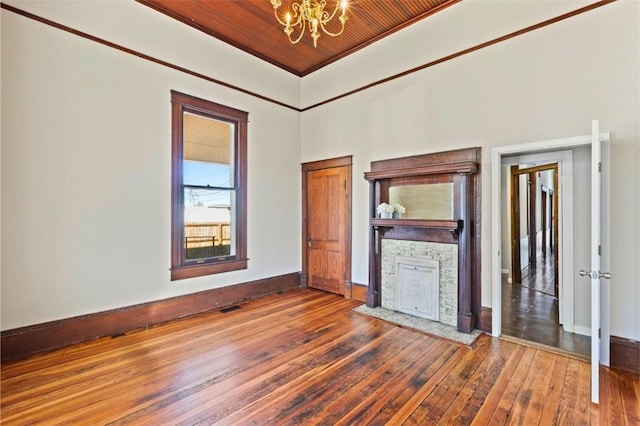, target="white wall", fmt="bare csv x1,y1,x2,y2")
2,0,638,343
301,1,640,341
1,1,302,329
